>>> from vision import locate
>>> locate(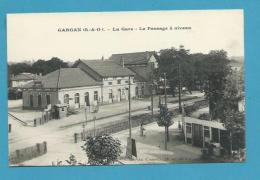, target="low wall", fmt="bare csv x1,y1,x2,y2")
74,99,208,143
9,141,47,165
33,111,53,127
74,113,157,143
